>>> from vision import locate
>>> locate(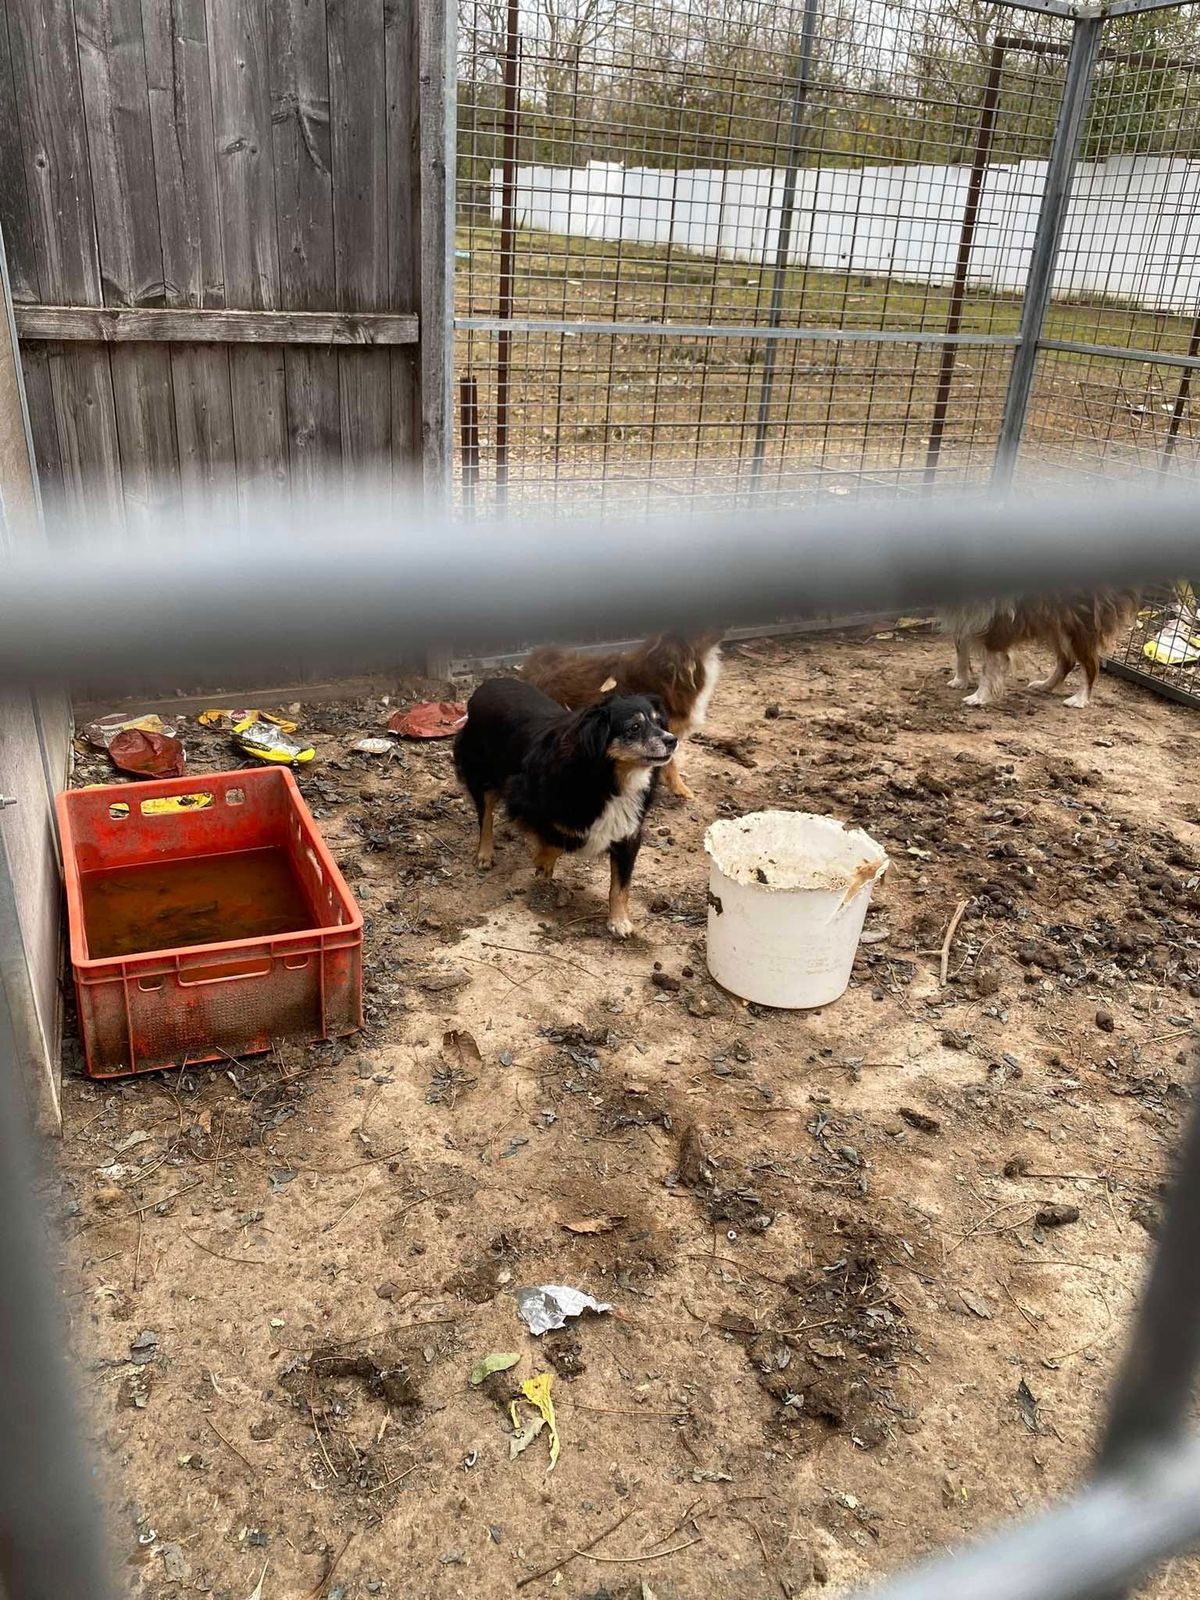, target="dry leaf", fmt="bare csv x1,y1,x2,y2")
442,1030,483,1070
958,1289,994,1320
559,1214,622,1235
